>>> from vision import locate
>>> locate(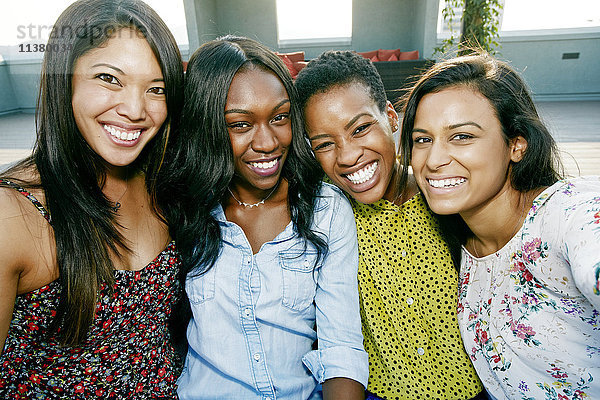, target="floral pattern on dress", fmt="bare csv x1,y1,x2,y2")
0,181,182,399
595,262,600,295
0,243,182,399
457,178,600,400
534,364,593,400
